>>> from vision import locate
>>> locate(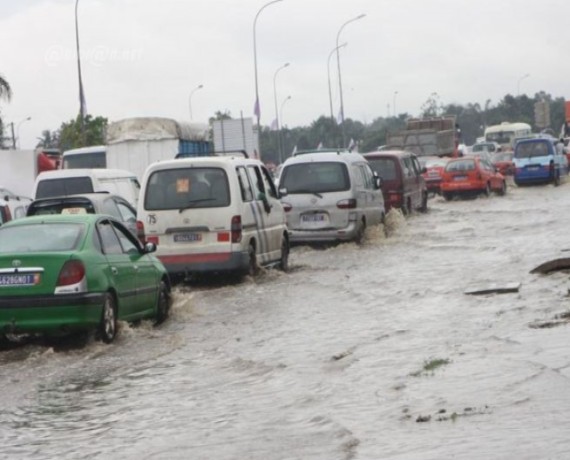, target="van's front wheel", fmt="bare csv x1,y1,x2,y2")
246,243,258,277
278,235,289,272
